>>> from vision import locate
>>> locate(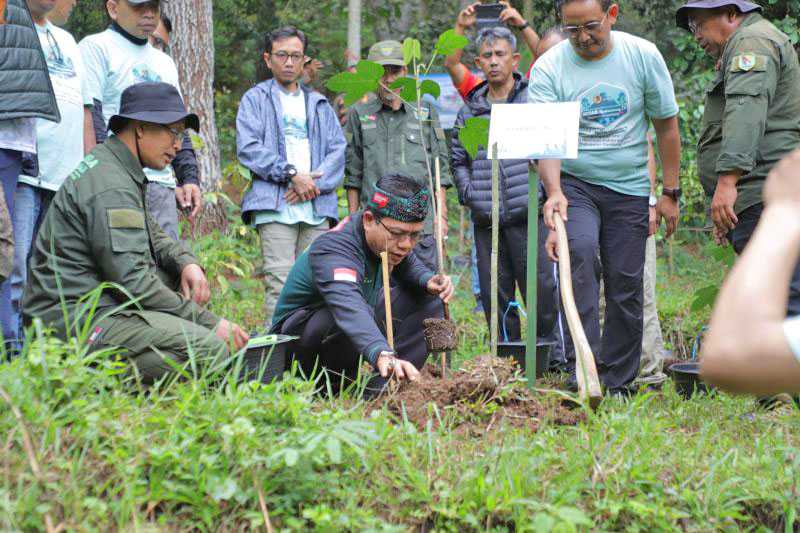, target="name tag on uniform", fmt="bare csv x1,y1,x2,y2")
107,208,145,229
